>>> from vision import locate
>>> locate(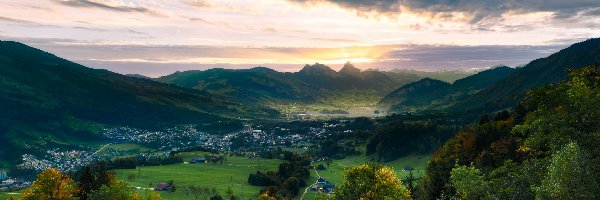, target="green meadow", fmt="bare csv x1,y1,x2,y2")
0,191,21,200
300,154,431,200
114,151,282,200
